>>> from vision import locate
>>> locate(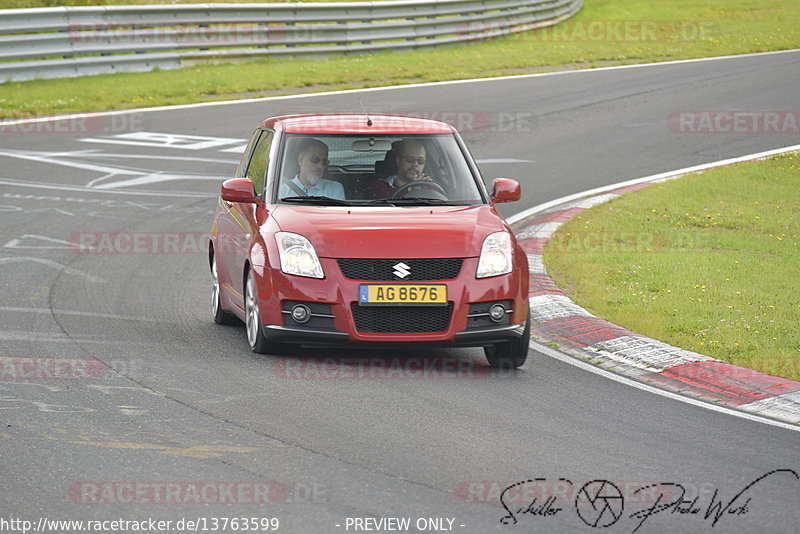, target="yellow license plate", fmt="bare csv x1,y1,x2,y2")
358,284,447,306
